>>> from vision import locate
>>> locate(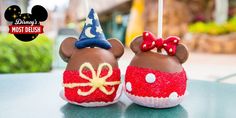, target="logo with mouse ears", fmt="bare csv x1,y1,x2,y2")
4,5,48,42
